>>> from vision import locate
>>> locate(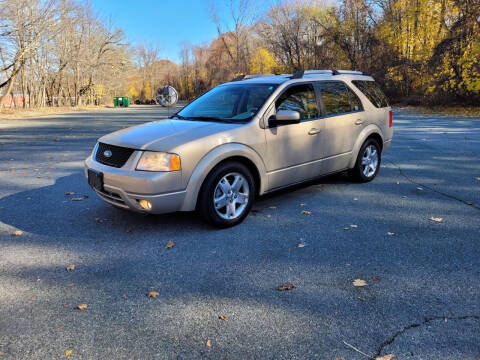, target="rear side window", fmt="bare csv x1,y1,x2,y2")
316,82,353,116
352,80,389,108
347,88,362,111
275,84,318,120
